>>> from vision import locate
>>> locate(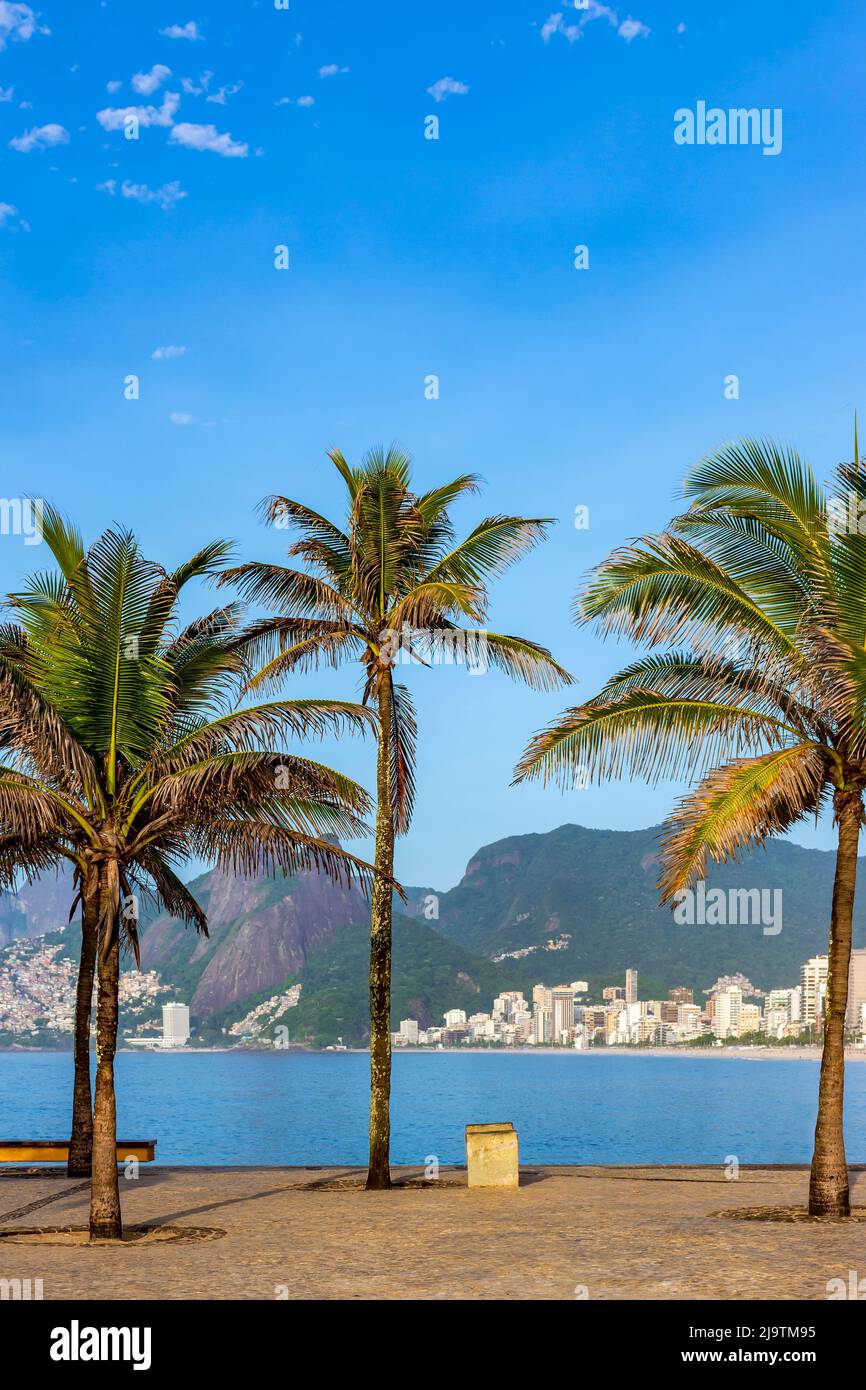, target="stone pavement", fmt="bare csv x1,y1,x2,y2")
0,1165,864,1300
